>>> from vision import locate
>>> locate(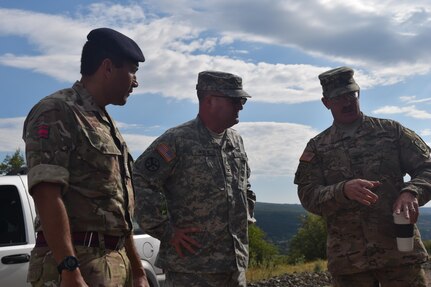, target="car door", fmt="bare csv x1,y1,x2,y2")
0,179,34,287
